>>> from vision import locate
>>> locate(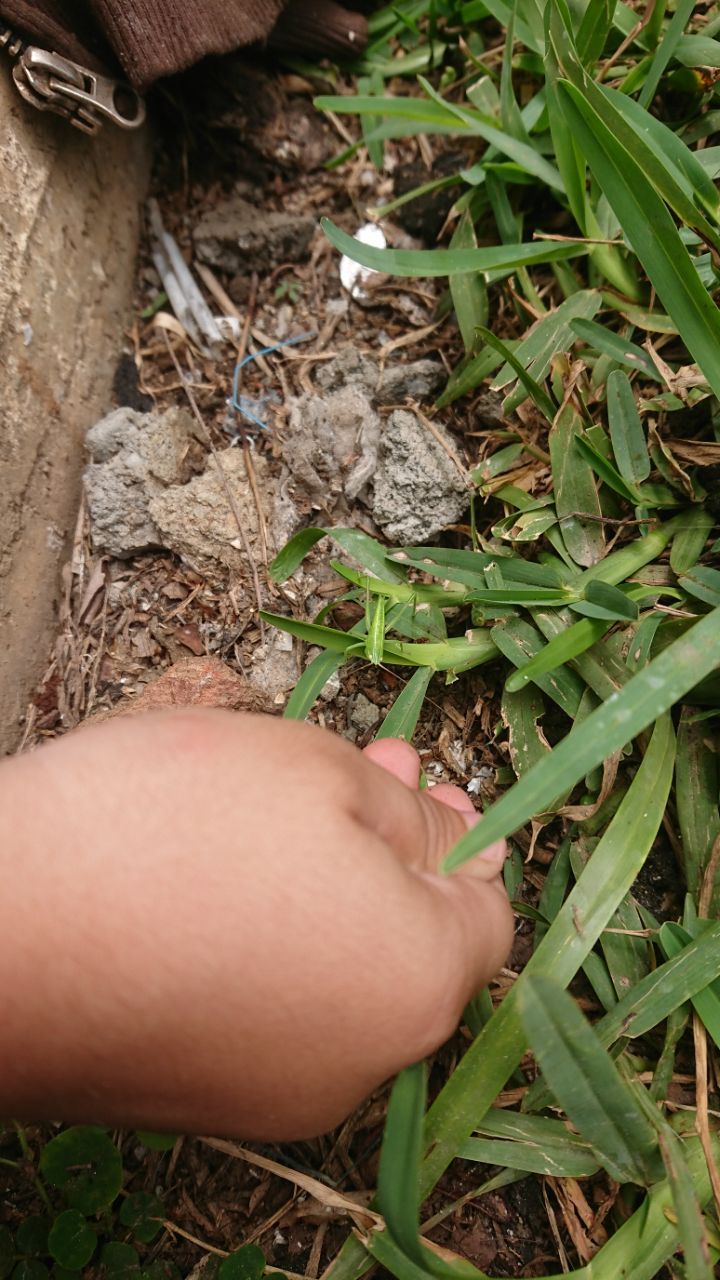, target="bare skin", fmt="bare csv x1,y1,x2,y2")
0,711,513,1139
